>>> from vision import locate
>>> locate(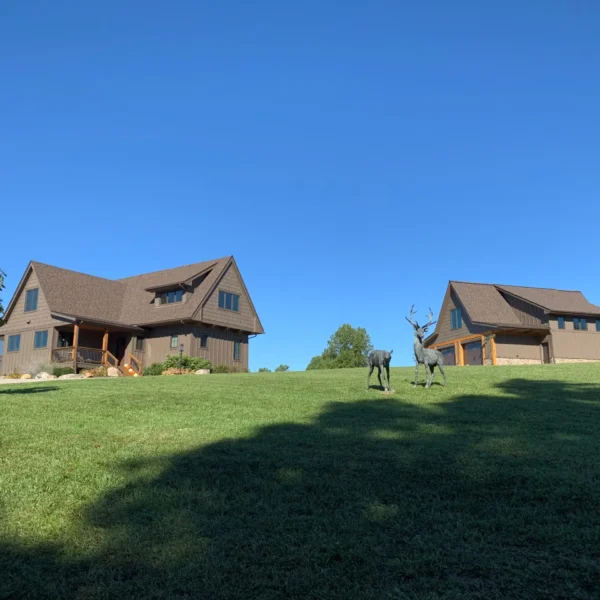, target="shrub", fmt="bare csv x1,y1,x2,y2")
144,363,165,376
163,354,212,372
275,365,290,372
211,364,231,374
26,362,54,377
53,366,74,377
6,372,22,379
80,367,108,378
162,367,196,376
258,368,271,373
